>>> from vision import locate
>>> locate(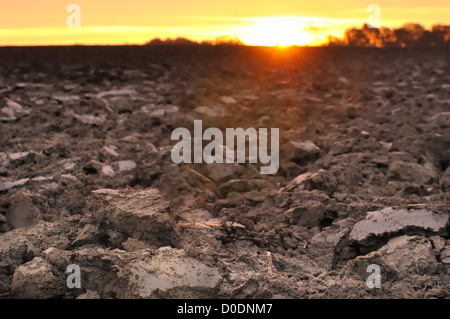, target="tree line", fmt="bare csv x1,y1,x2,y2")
145,23,450,48
328,23,450,47
145,36,243,46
